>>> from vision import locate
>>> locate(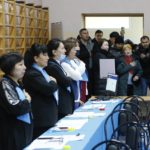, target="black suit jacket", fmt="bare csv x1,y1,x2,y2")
45,59,74,116
78,41,91,71
23,67,58,127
